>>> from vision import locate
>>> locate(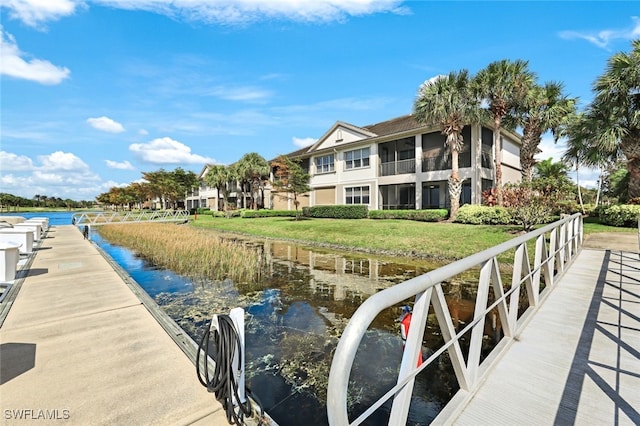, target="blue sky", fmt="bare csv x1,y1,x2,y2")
1,1,639,201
